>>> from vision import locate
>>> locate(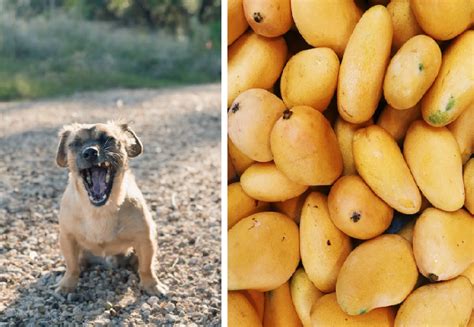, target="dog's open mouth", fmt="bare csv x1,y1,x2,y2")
80,162,115,206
